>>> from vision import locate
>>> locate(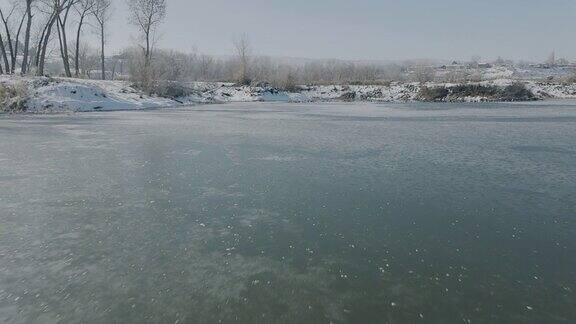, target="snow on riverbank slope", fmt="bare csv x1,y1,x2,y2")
0,76,177,112
1,76,576,113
